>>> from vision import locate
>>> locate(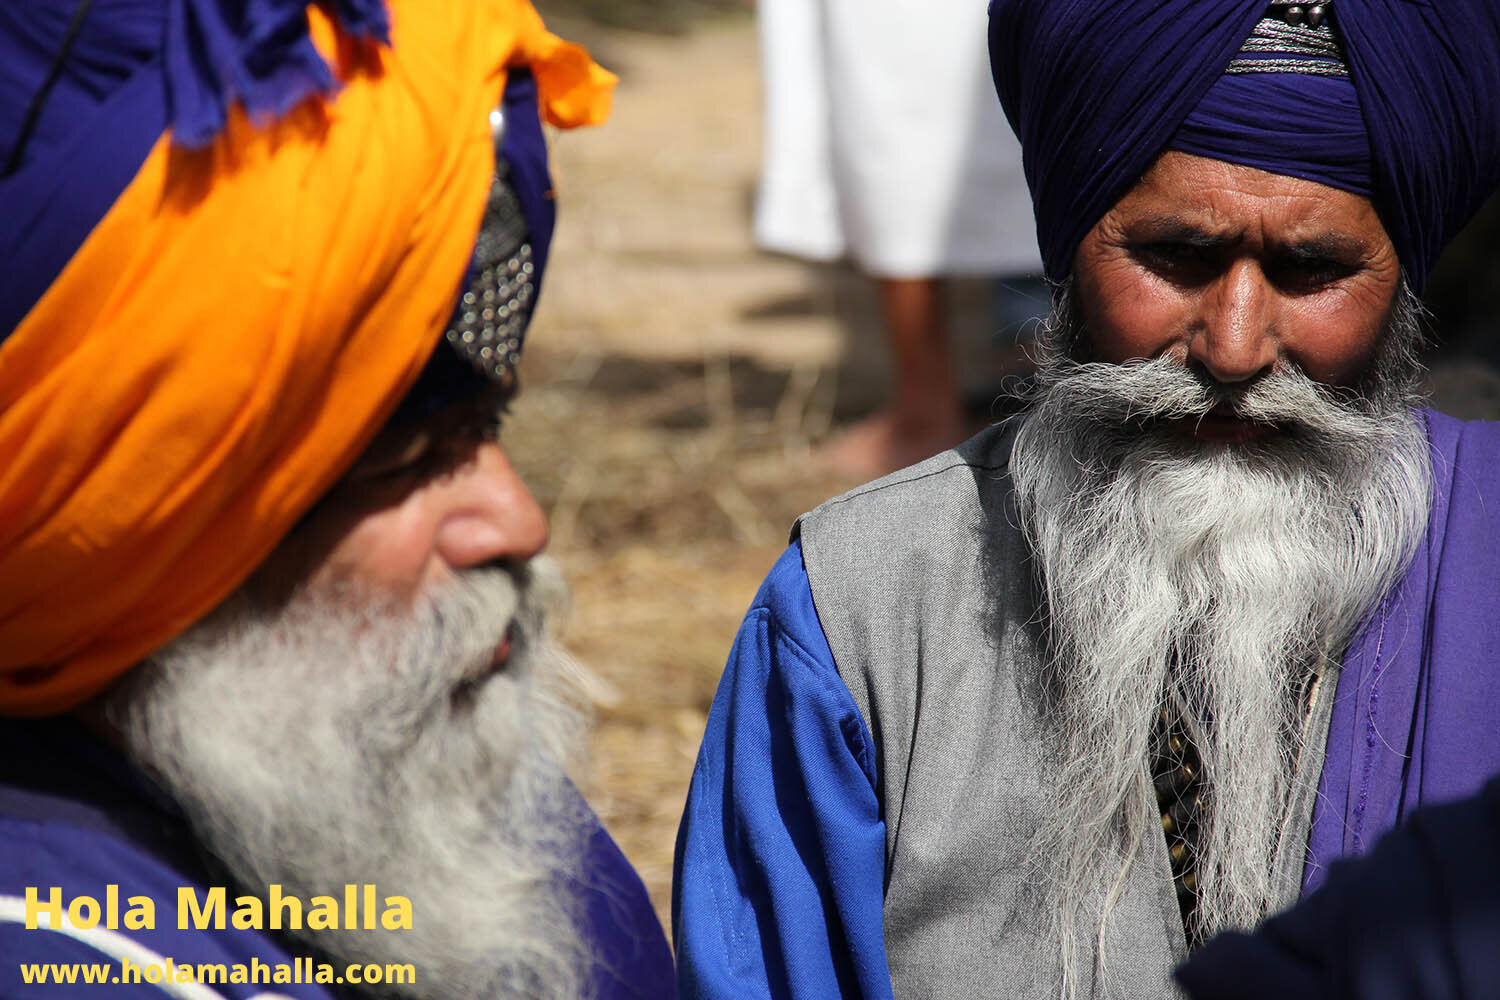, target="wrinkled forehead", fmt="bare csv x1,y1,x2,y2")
1095,151,1393,256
